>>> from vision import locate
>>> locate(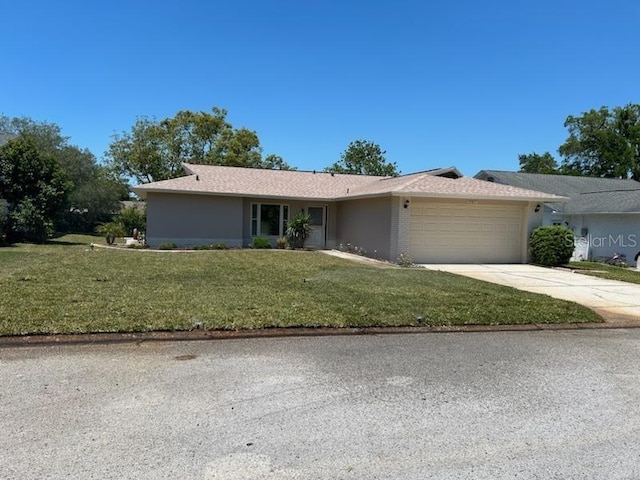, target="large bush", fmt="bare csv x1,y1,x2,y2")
250,237,272,249
530,225,575,266
116,206,146,235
